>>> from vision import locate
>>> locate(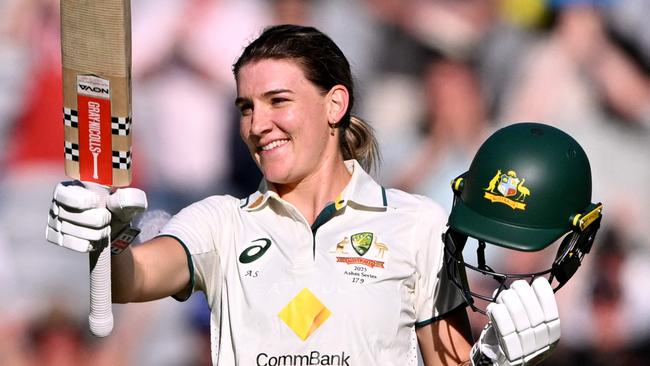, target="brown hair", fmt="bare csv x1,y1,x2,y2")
233,24,379,173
